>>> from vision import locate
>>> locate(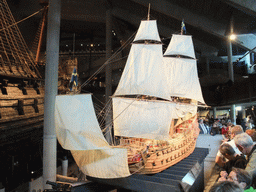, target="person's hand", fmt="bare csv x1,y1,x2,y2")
222,138,229,143
218,176,227,182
